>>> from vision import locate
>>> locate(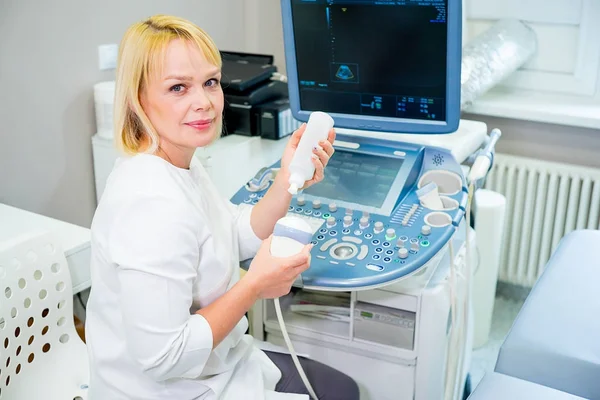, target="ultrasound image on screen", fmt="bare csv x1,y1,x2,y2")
302,151,403,208
291,0,448,122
